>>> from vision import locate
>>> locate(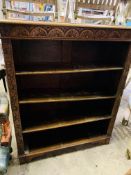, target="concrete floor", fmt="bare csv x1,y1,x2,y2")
0,48,131,175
